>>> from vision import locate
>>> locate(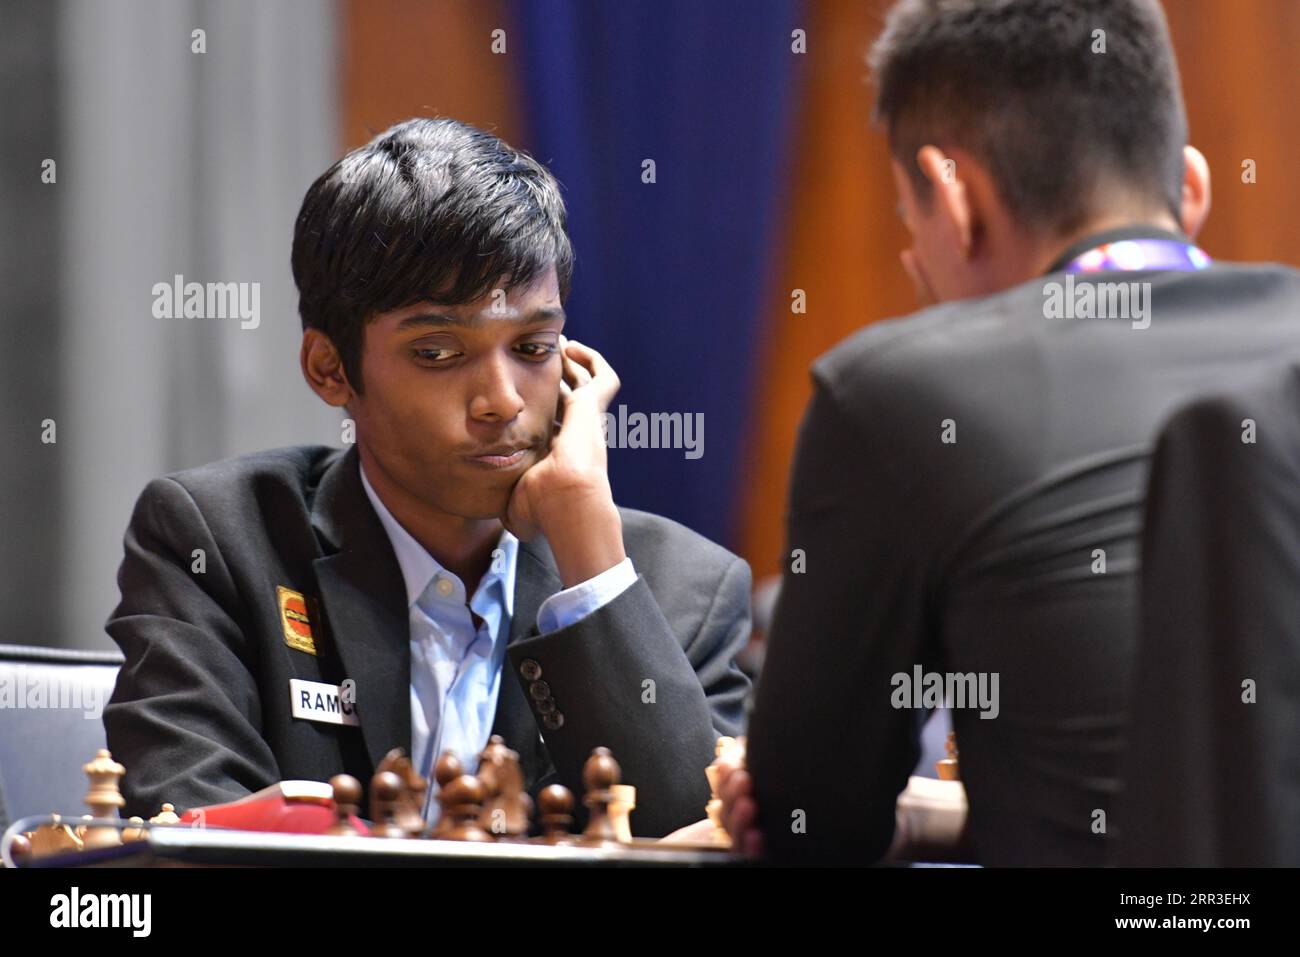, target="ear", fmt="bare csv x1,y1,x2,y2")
300,329,354,408
915,145,974,258
1179,144,1212,239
